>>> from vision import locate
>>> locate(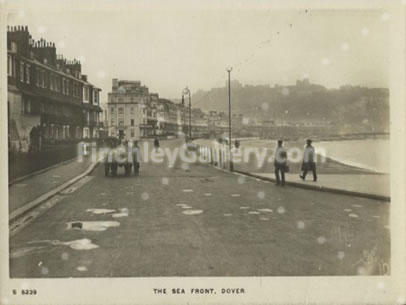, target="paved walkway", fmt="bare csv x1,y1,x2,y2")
9,139,390,277
251,172,390,199
9,157,94,214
